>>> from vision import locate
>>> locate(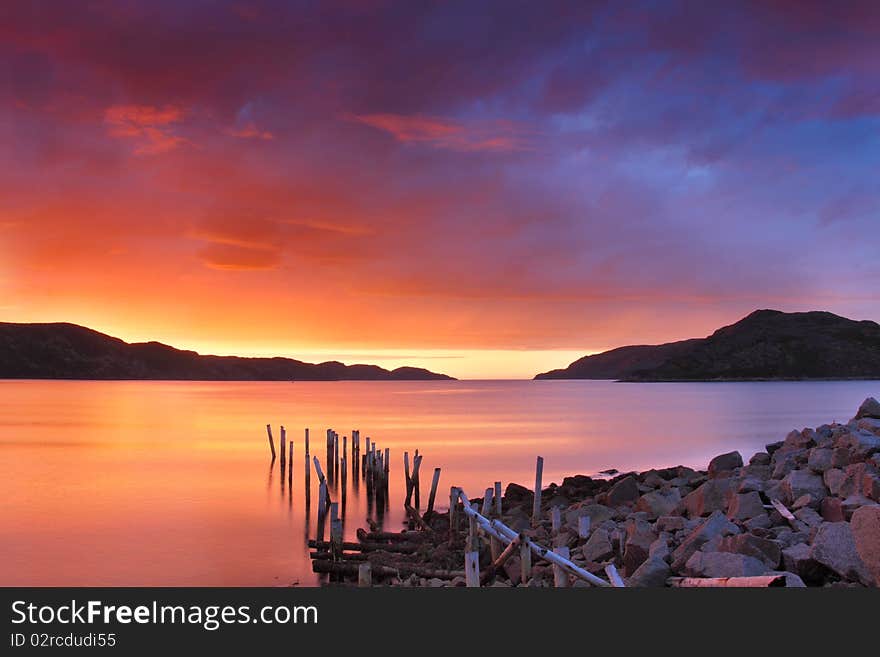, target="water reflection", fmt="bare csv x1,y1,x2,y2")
1,379,878,585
